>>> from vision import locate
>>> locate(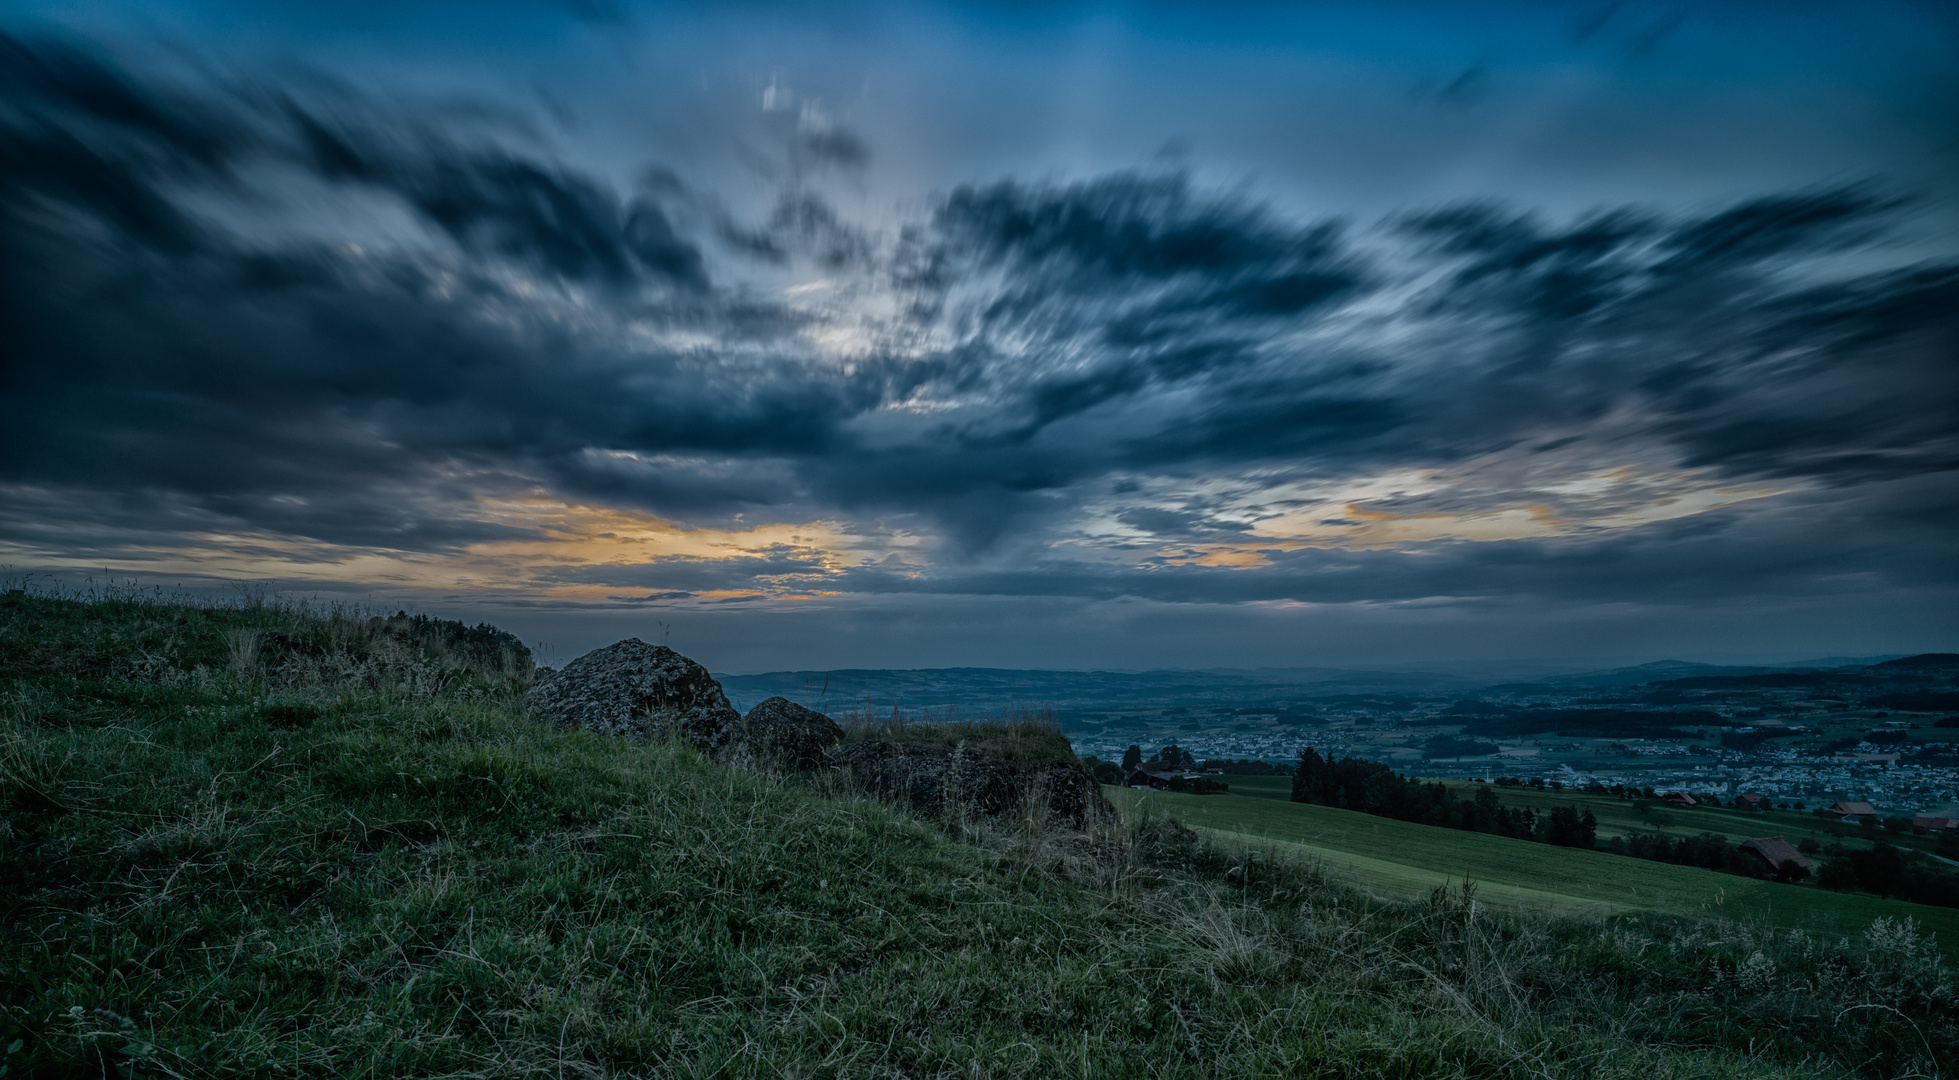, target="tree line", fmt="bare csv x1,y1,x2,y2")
1081,745,1959,907
1288,748,1598,848
1284,750,1959,906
